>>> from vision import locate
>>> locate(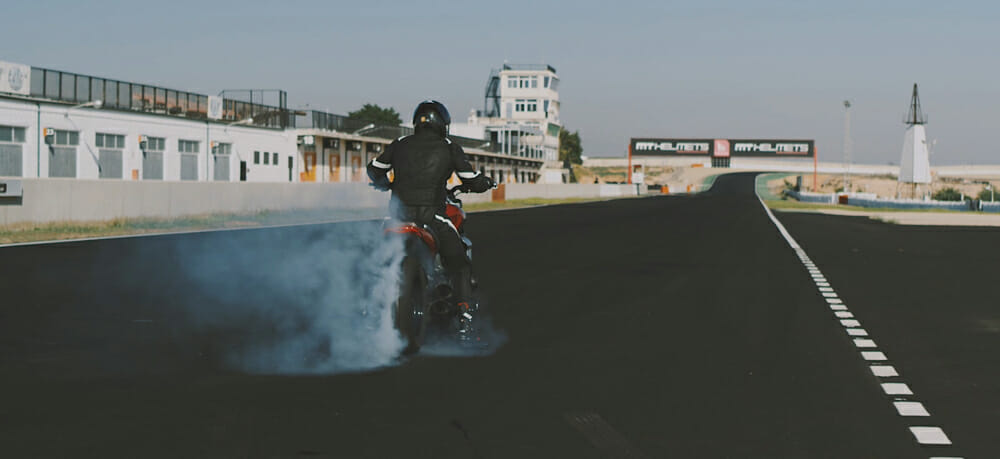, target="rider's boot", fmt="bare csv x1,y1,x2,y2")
453,301,480,344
